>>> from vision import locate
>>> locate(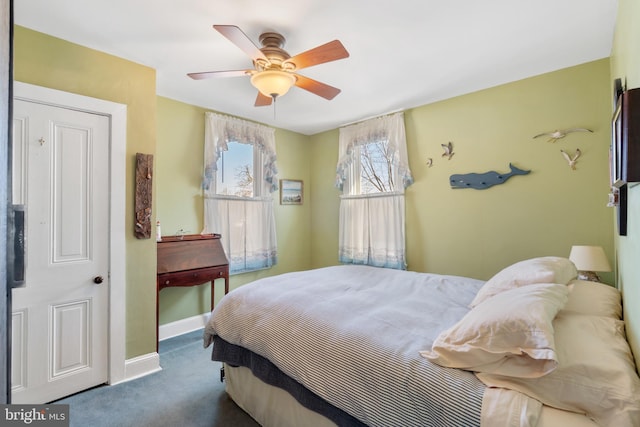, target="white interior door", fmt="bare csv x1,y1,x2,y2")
11,99,110,403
